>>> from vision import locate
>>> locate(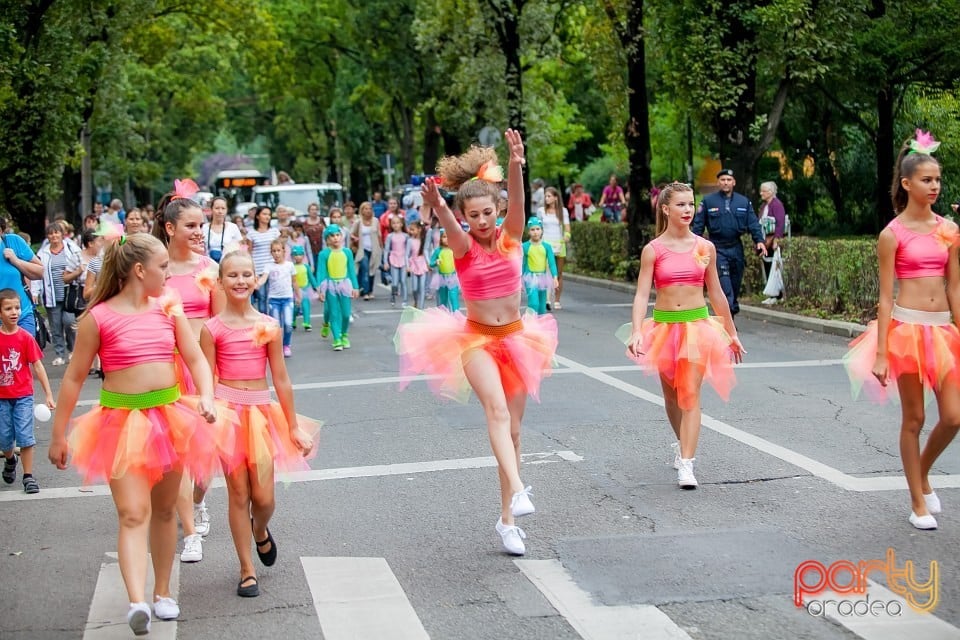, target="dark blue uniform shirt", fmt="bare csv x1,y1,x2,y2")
692,191,764,247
